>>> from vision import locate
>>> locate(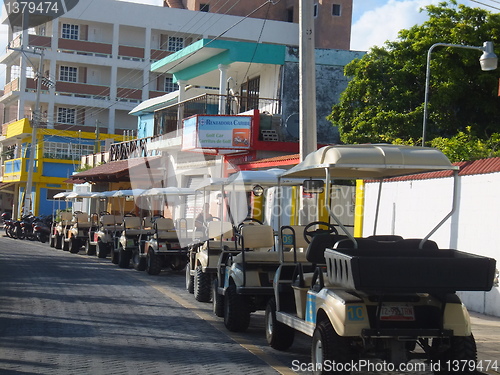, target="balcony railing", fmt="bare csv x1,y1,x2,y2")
155,93,281,136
